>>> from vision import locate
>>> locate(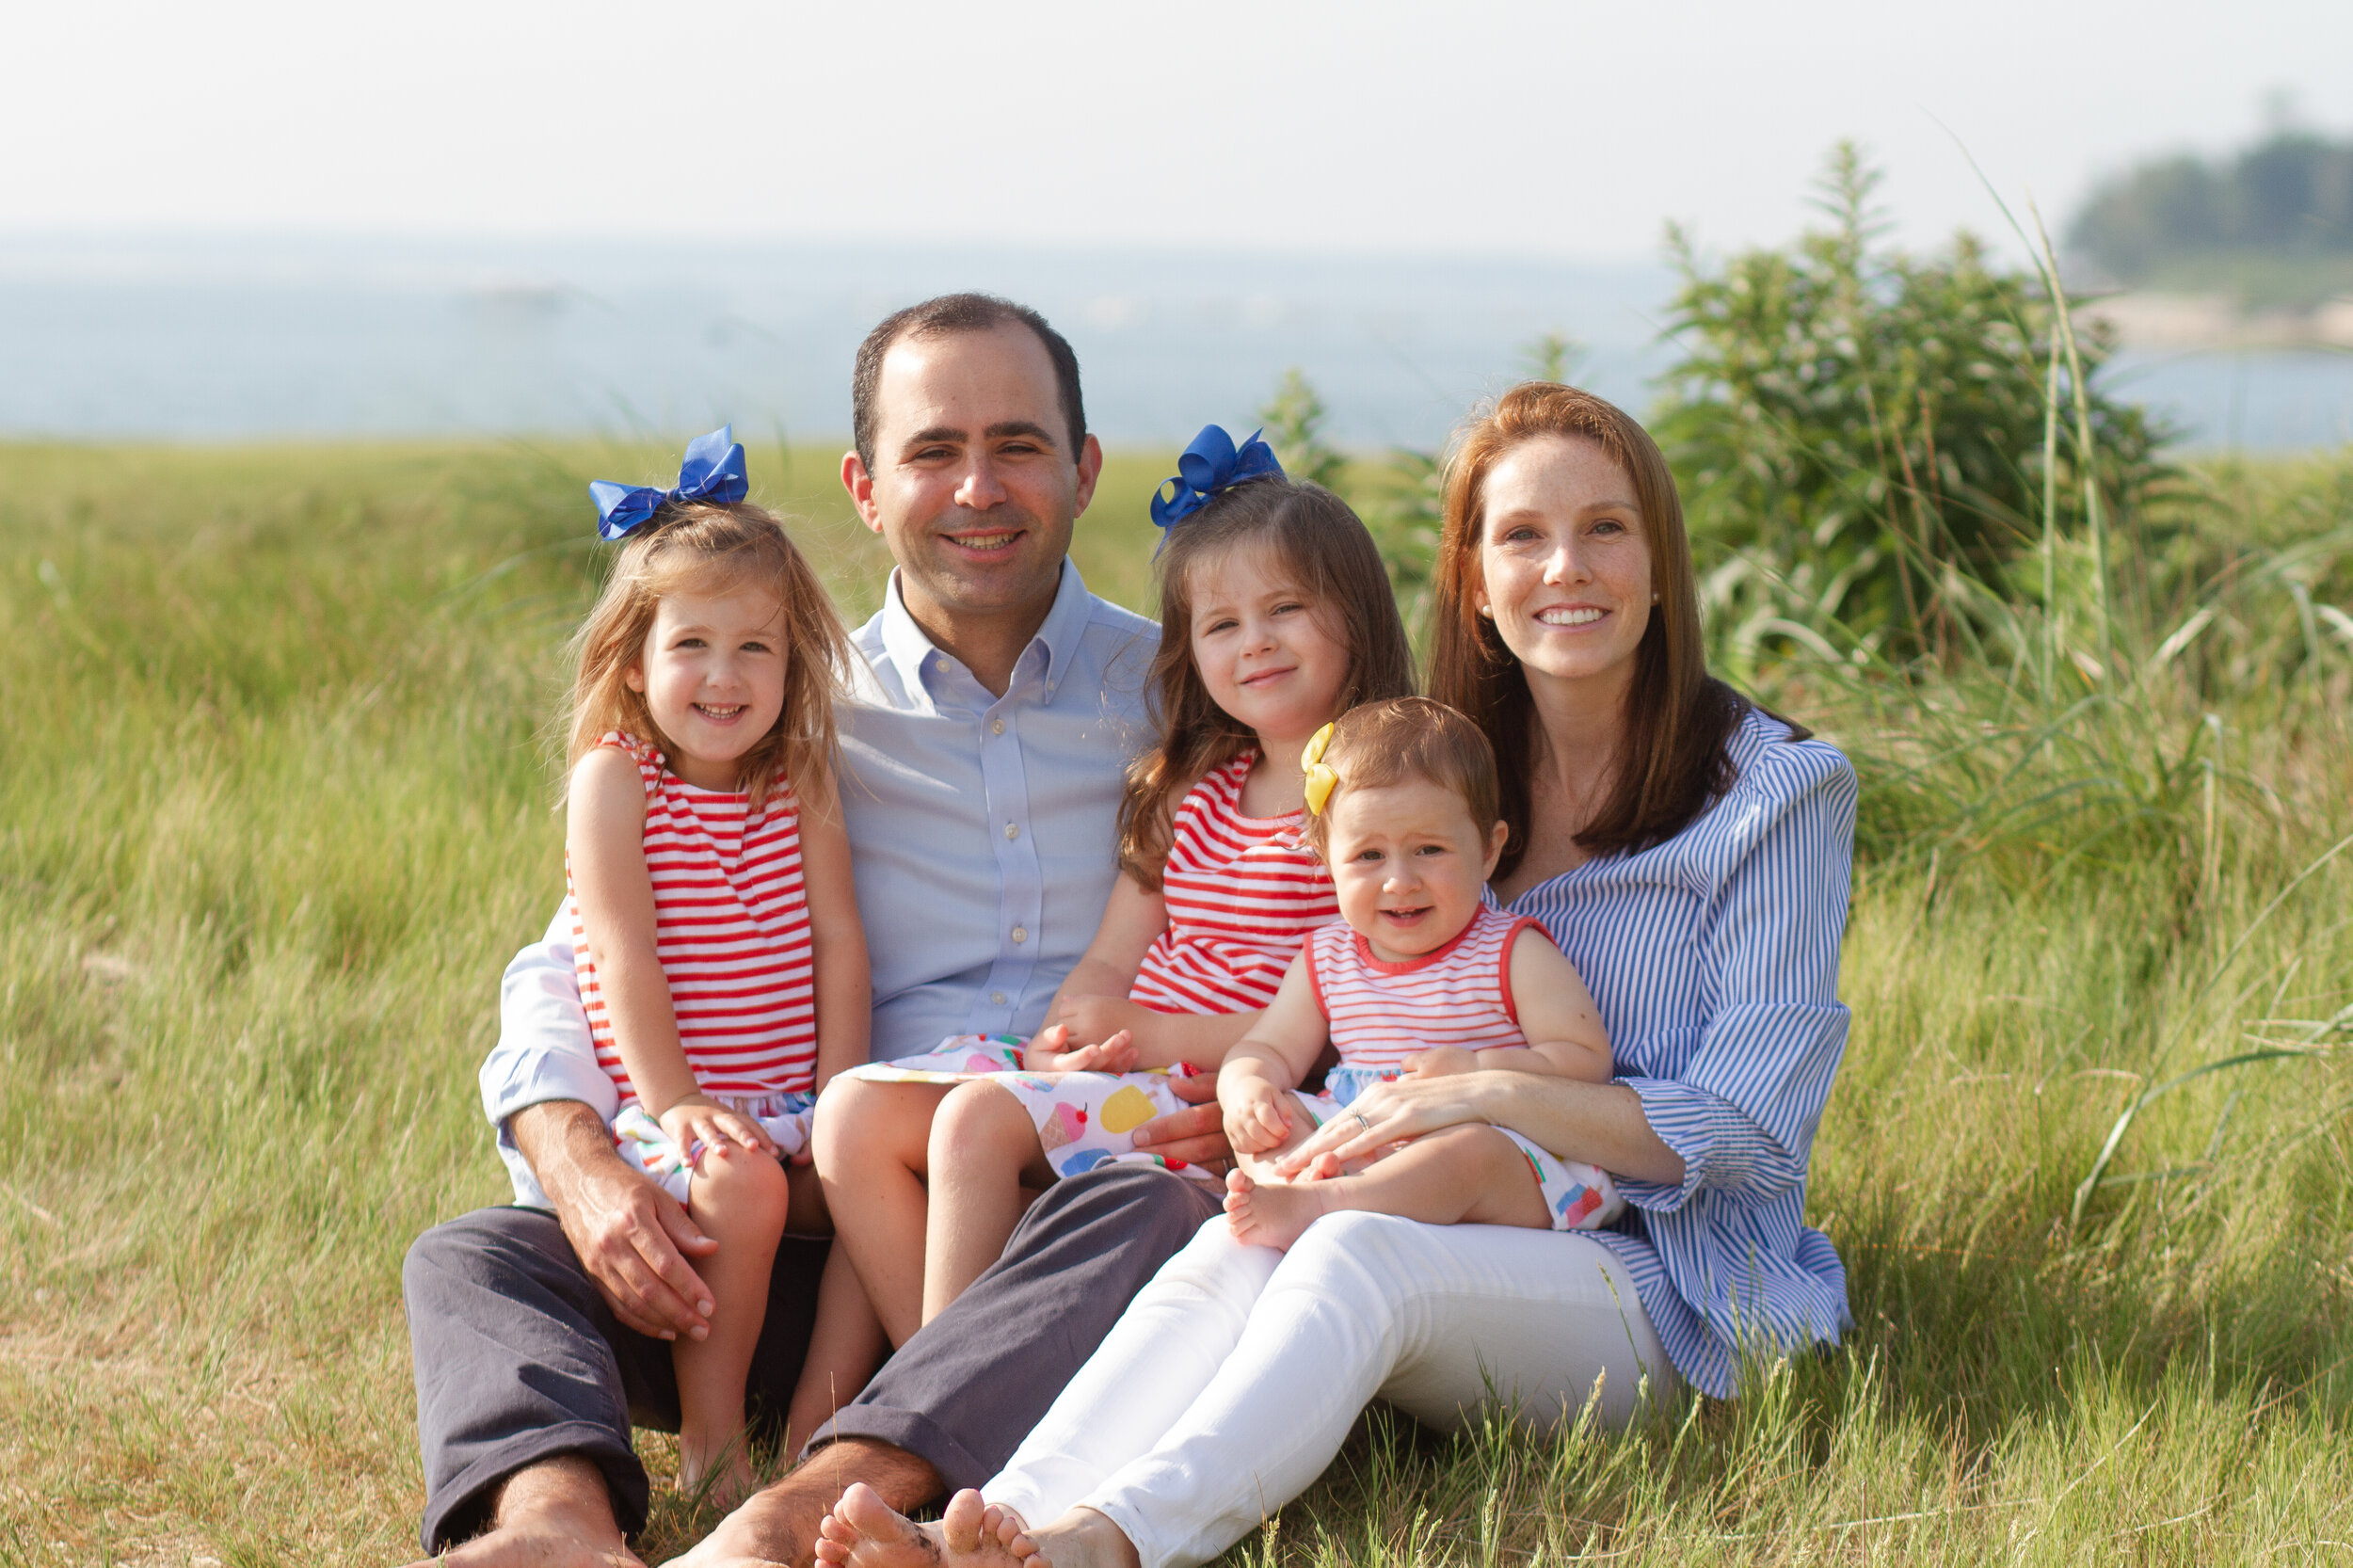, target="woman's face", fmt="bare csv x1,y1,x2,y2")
1472,435,1653,696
